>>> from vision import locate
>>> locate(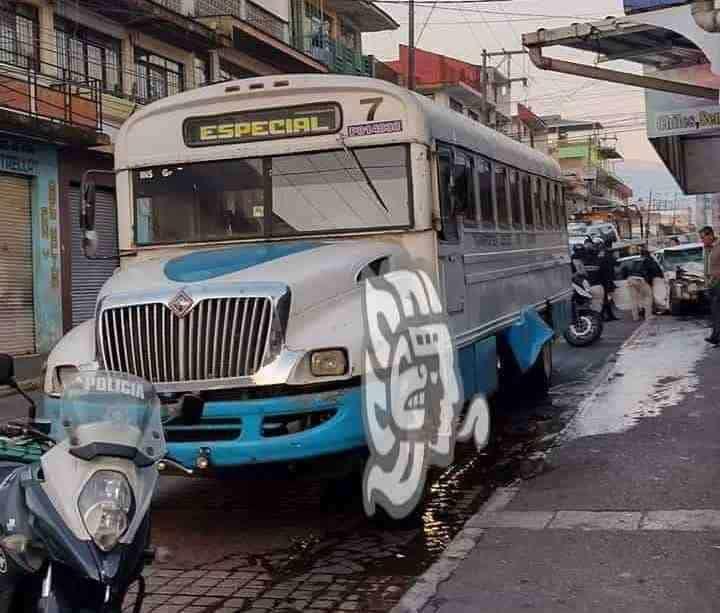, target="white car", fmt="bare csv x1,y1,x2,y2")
654,243,707,314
